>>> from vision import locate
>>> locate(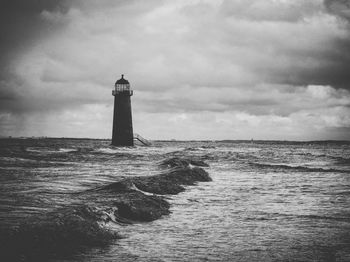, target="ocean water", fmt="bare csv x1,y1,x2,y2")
0,138,350,261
